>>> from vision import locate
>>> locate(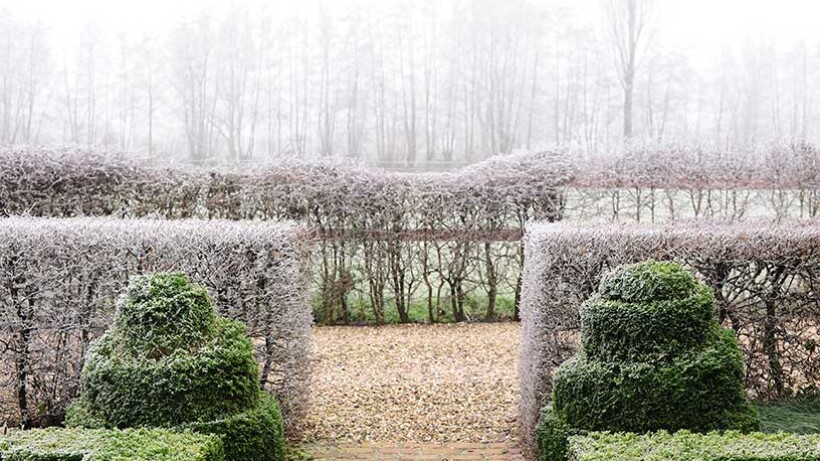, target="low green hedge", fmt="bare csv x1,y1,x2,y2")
552,327,759,434
537,406,586,461
569,430,820,461
0,427,224,461
182,393,285,461
67,392,283,461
